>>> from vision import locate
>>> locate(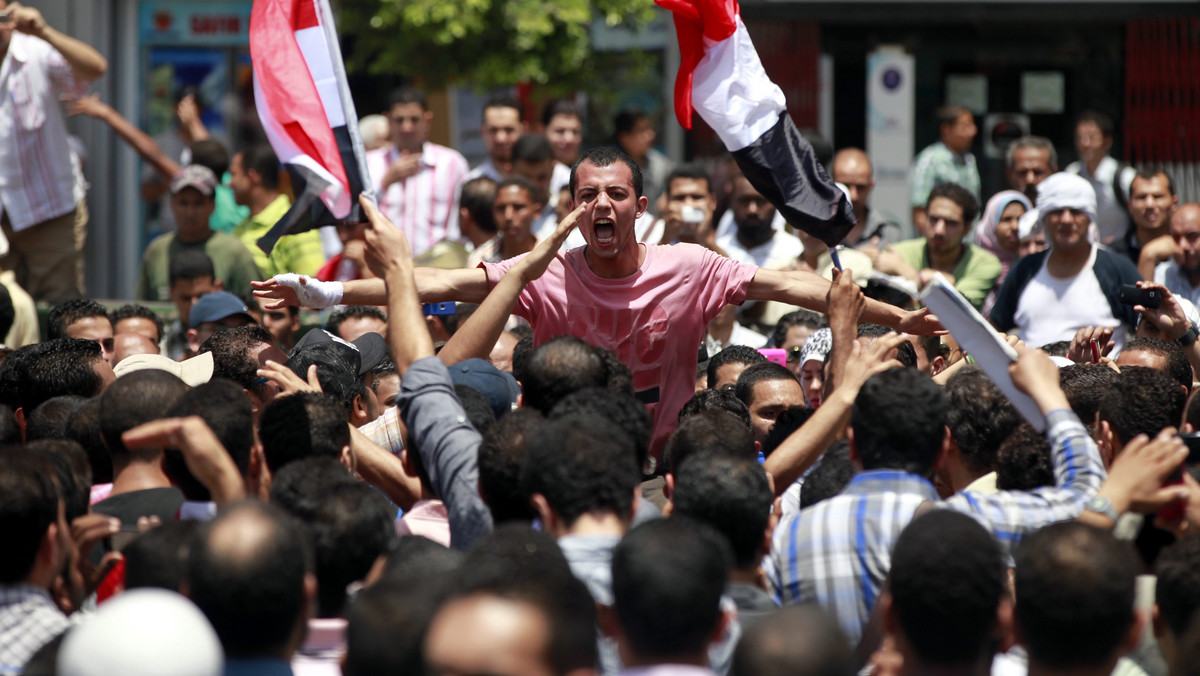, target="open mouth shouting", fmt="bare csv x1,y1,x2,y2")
593,217,616,246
